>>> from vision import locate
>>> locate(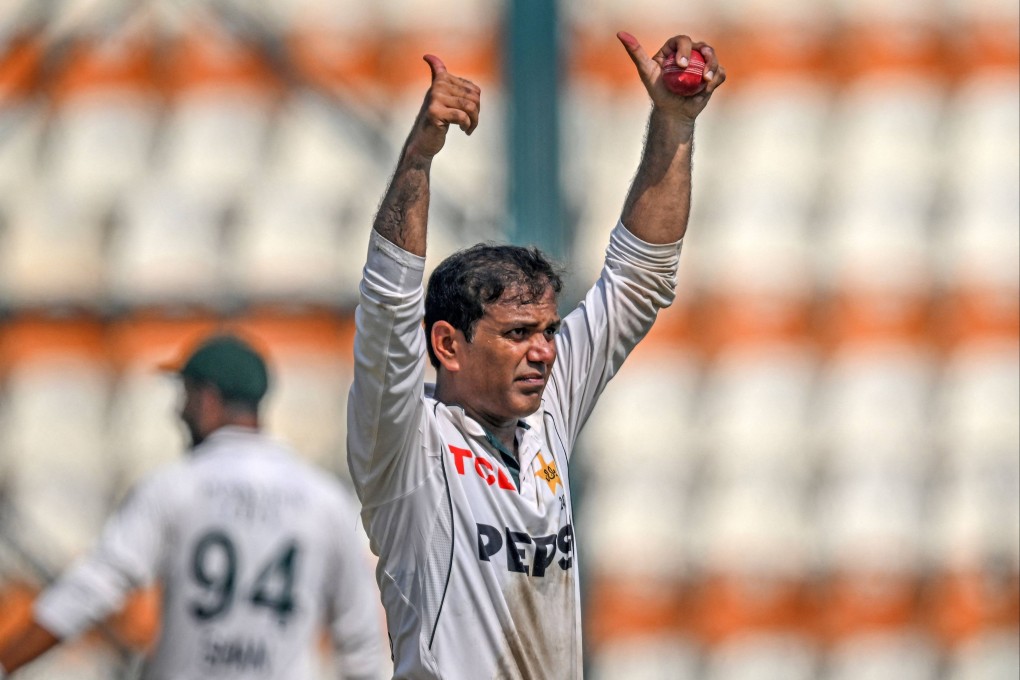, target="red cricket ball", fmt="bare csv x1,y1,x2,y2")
662,50,706,96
